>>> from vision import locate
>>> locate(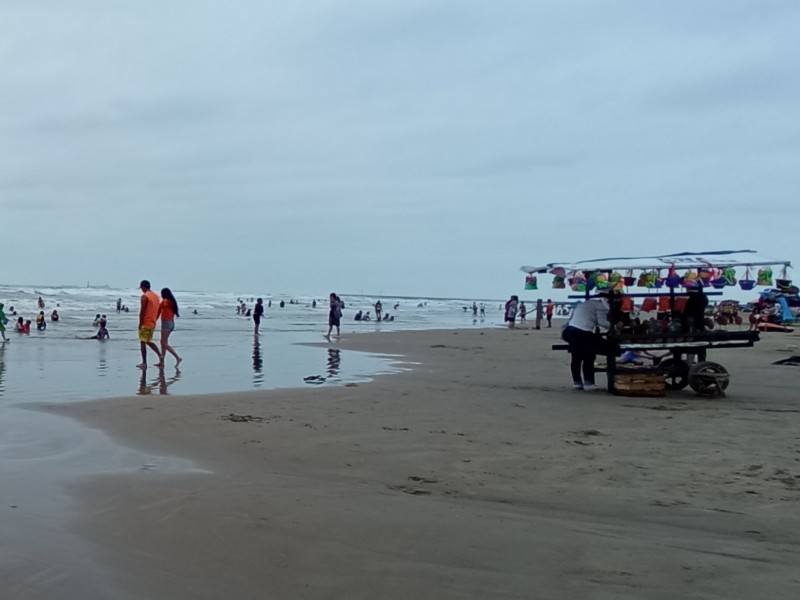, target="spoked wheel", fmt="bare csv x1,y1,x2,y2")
688,361,730,396
659,358,690,390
